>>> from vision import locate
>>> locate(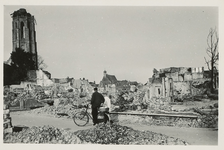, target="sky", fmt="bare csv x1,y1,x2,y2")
3,5,218,84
